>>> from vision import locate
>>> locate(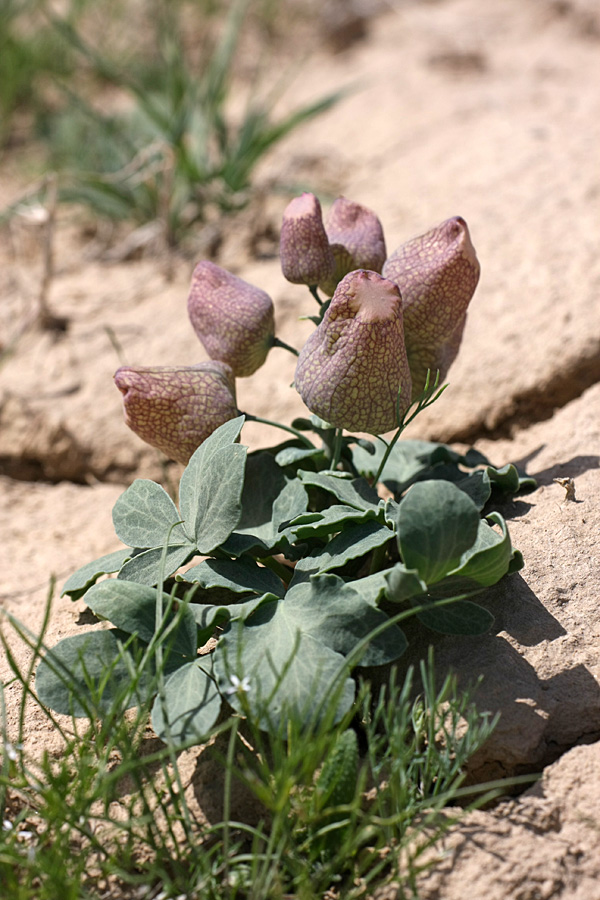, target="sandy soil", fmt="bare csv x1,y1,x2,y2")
1,0,600,896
